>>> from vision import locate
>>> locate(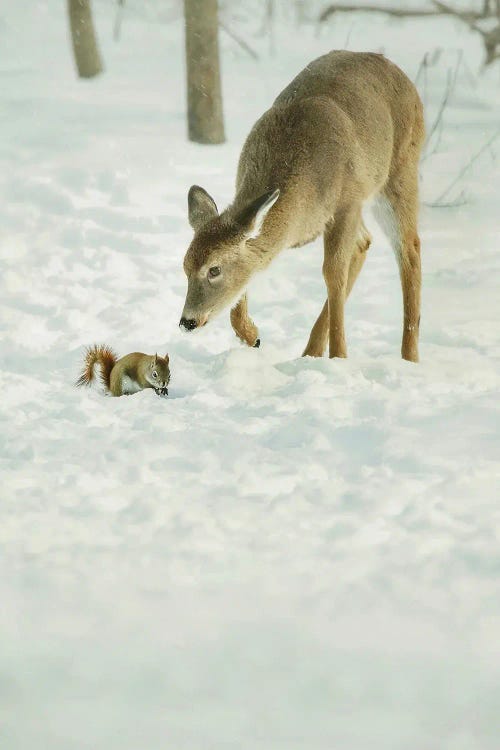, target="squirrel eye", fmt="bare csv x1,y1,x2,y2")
208,266,221,279
152,371,158,379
